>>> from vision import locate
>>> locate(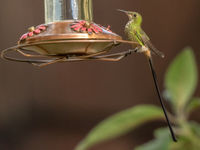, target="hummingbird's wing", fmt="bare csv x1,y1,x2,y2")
135,30,165,58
